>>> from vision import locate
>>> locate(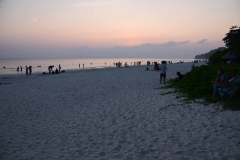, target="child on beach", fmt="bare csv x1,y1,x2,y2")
175,72,184,82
